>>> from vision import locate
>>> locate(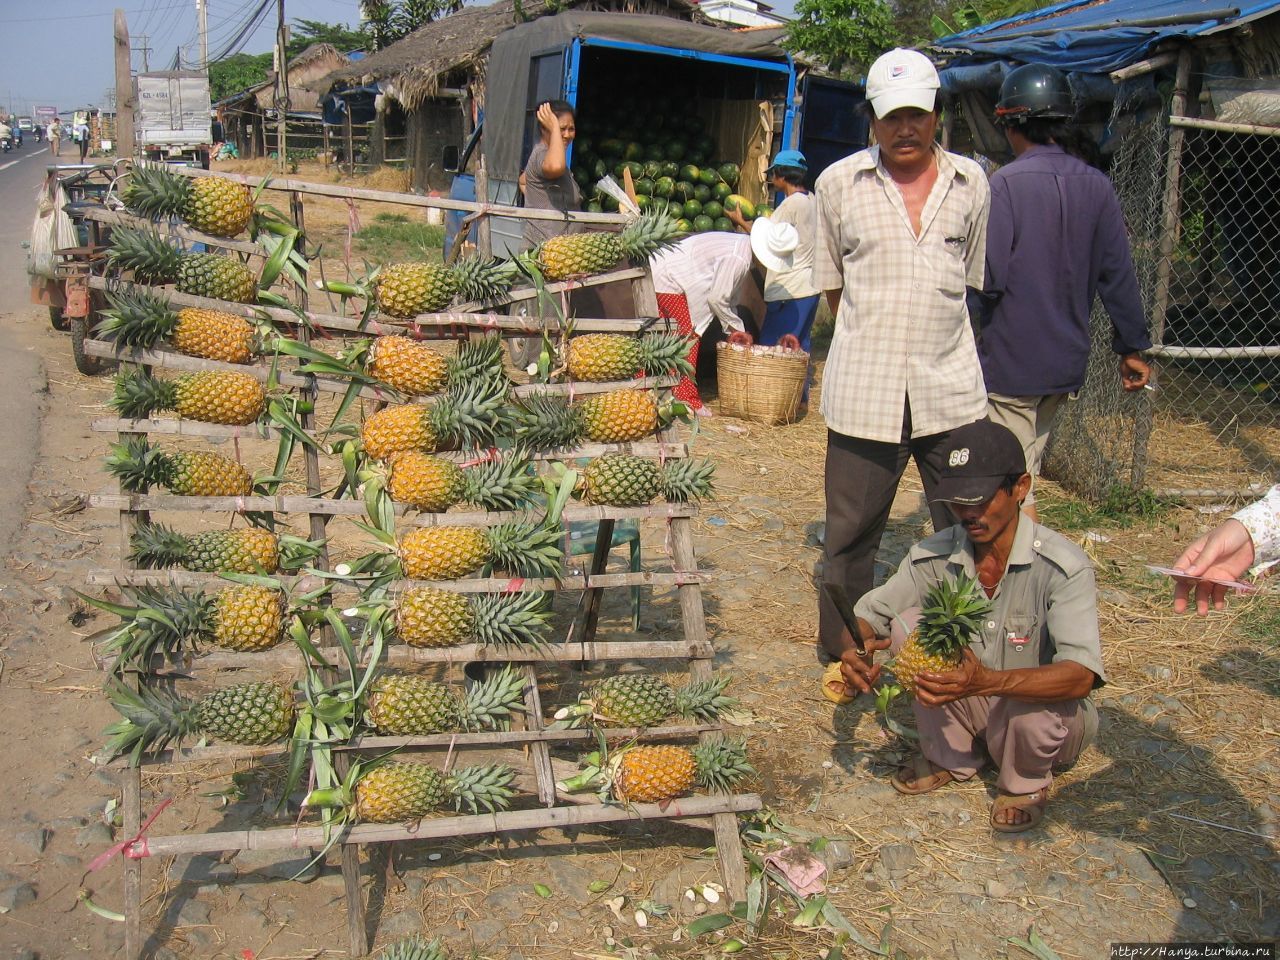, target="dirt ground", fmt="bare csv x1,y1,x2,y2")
0,166,1277,960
